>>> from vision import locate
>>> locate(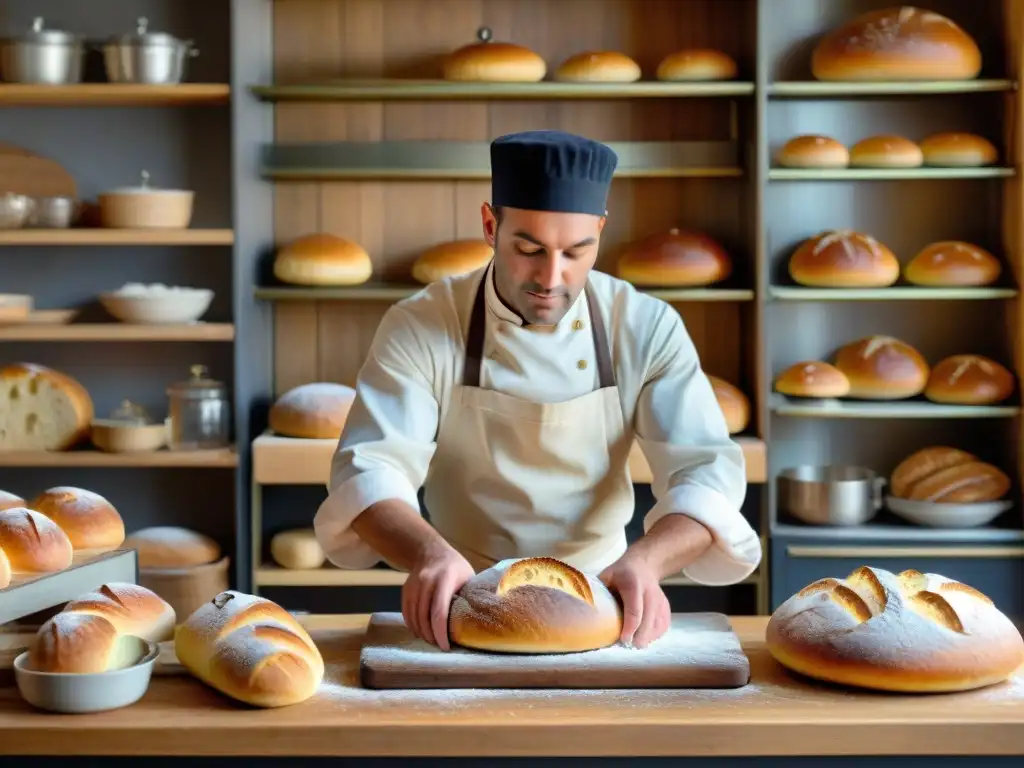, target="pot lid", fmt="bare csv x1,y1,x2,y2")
109,16,185,47
167,365,226,400
4,17,80,44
